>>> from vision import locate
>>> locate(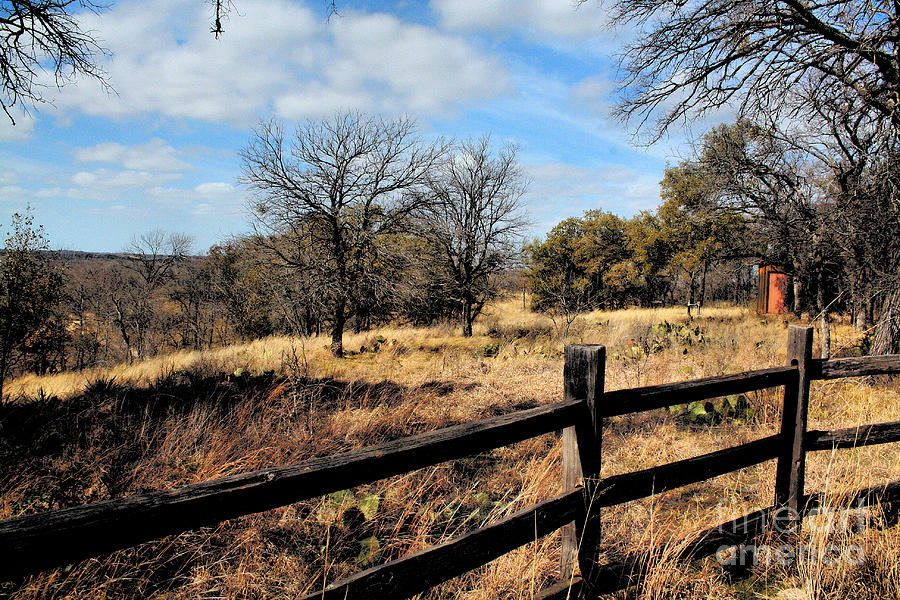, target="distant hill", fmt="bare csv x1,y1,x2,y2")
46,250,132,262
0,250,202,262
